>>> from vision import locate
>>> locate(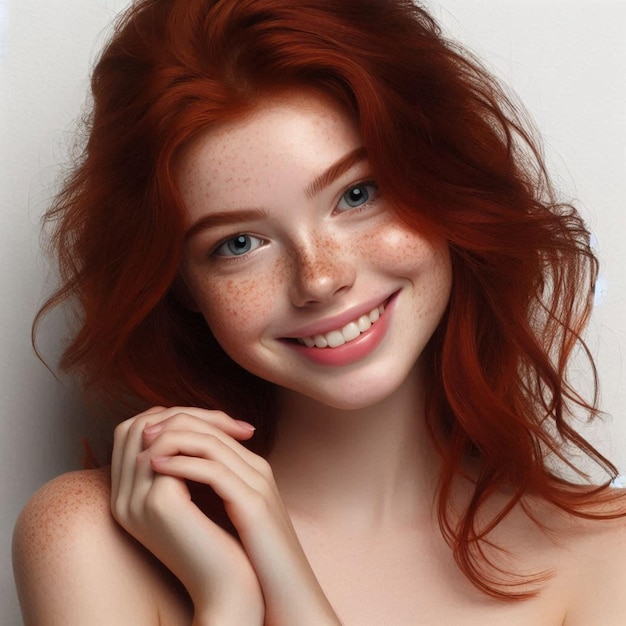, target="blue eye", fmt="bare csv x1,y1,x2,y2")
214,234,263,258
337,182,378,211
